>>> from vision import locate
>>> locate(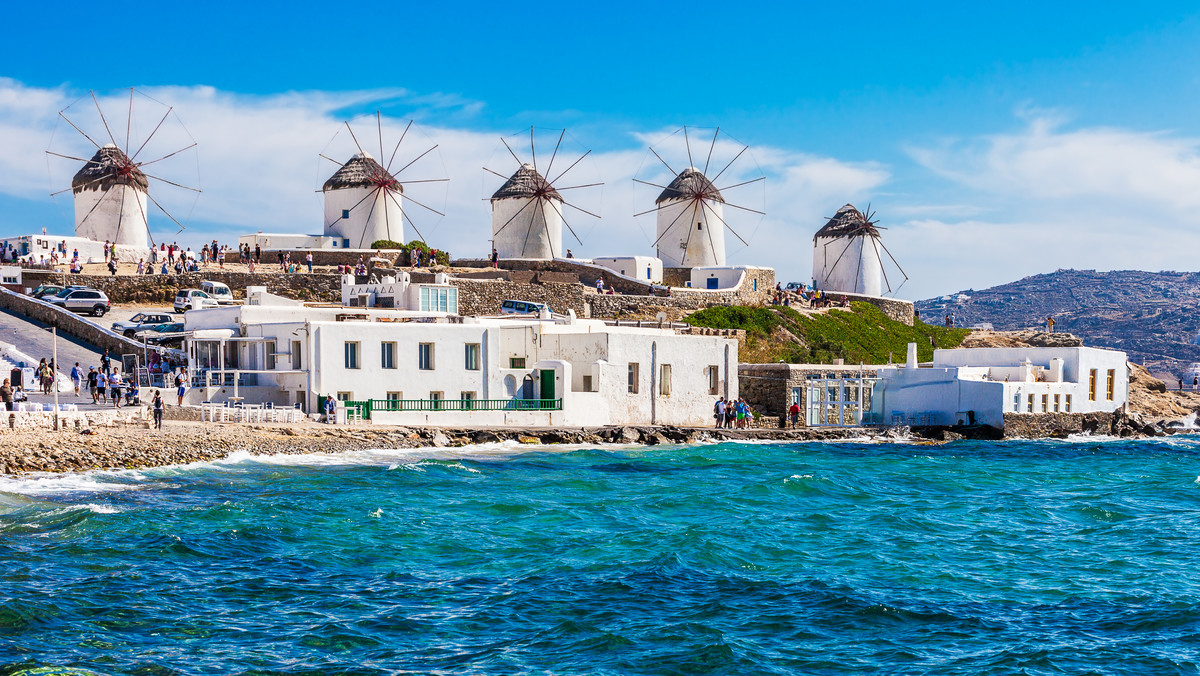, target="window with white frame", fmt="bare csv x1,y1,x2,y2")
660,364,672,396
628,363,639,394
418,343,435,370
344,341,360,369
419,286,458,313
707,365,719,395
381,341,396,369
464,343,480,371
